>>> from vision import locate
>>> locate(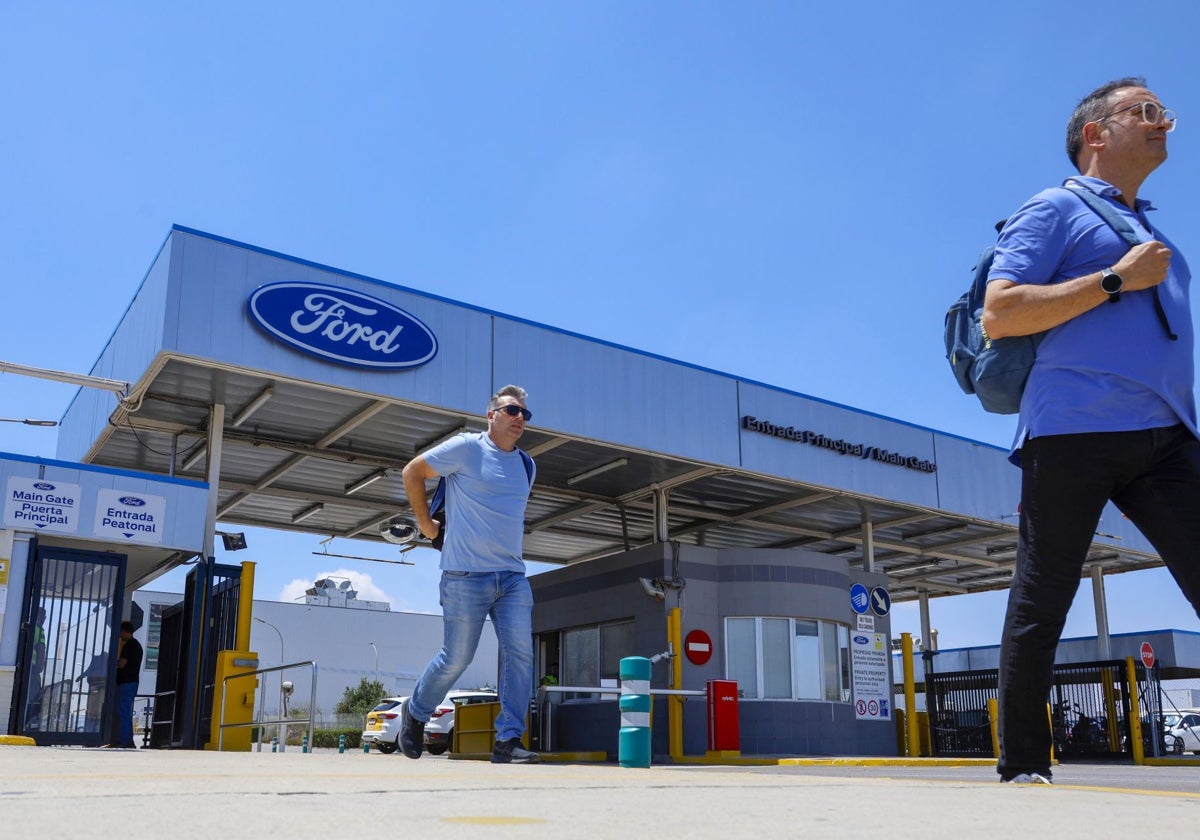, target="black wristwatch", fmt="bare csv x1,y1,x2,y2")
1100,268,1124,303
